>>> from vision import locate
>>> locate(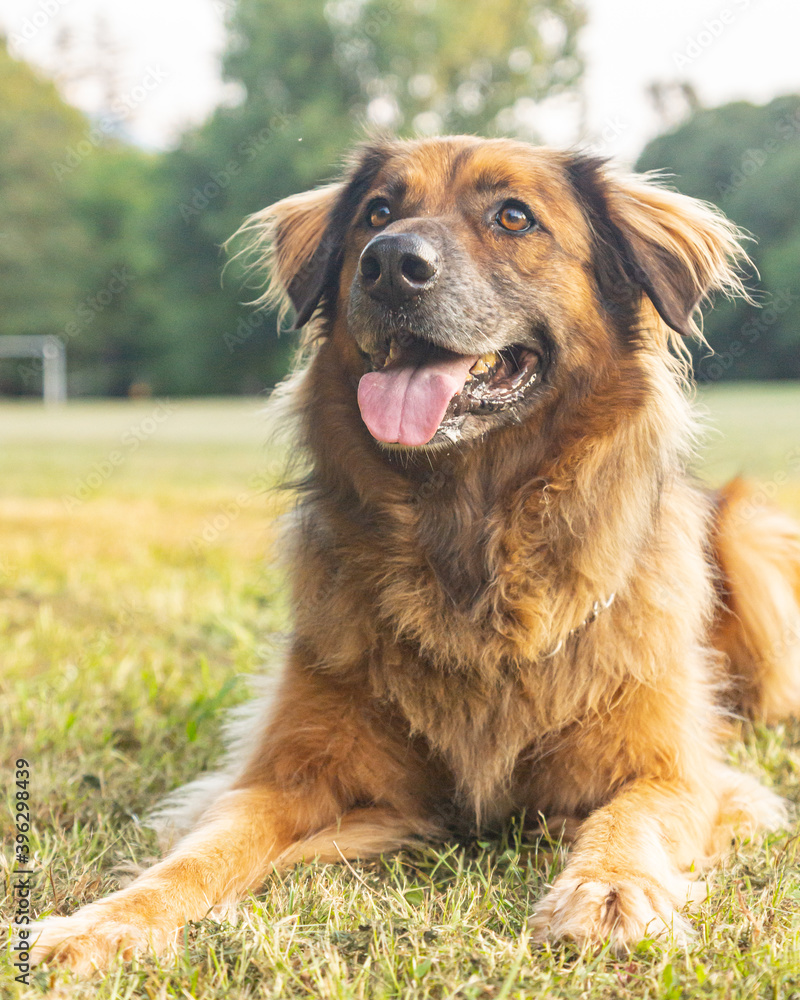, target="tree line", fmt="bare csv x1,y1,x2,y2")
1,0,797,396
